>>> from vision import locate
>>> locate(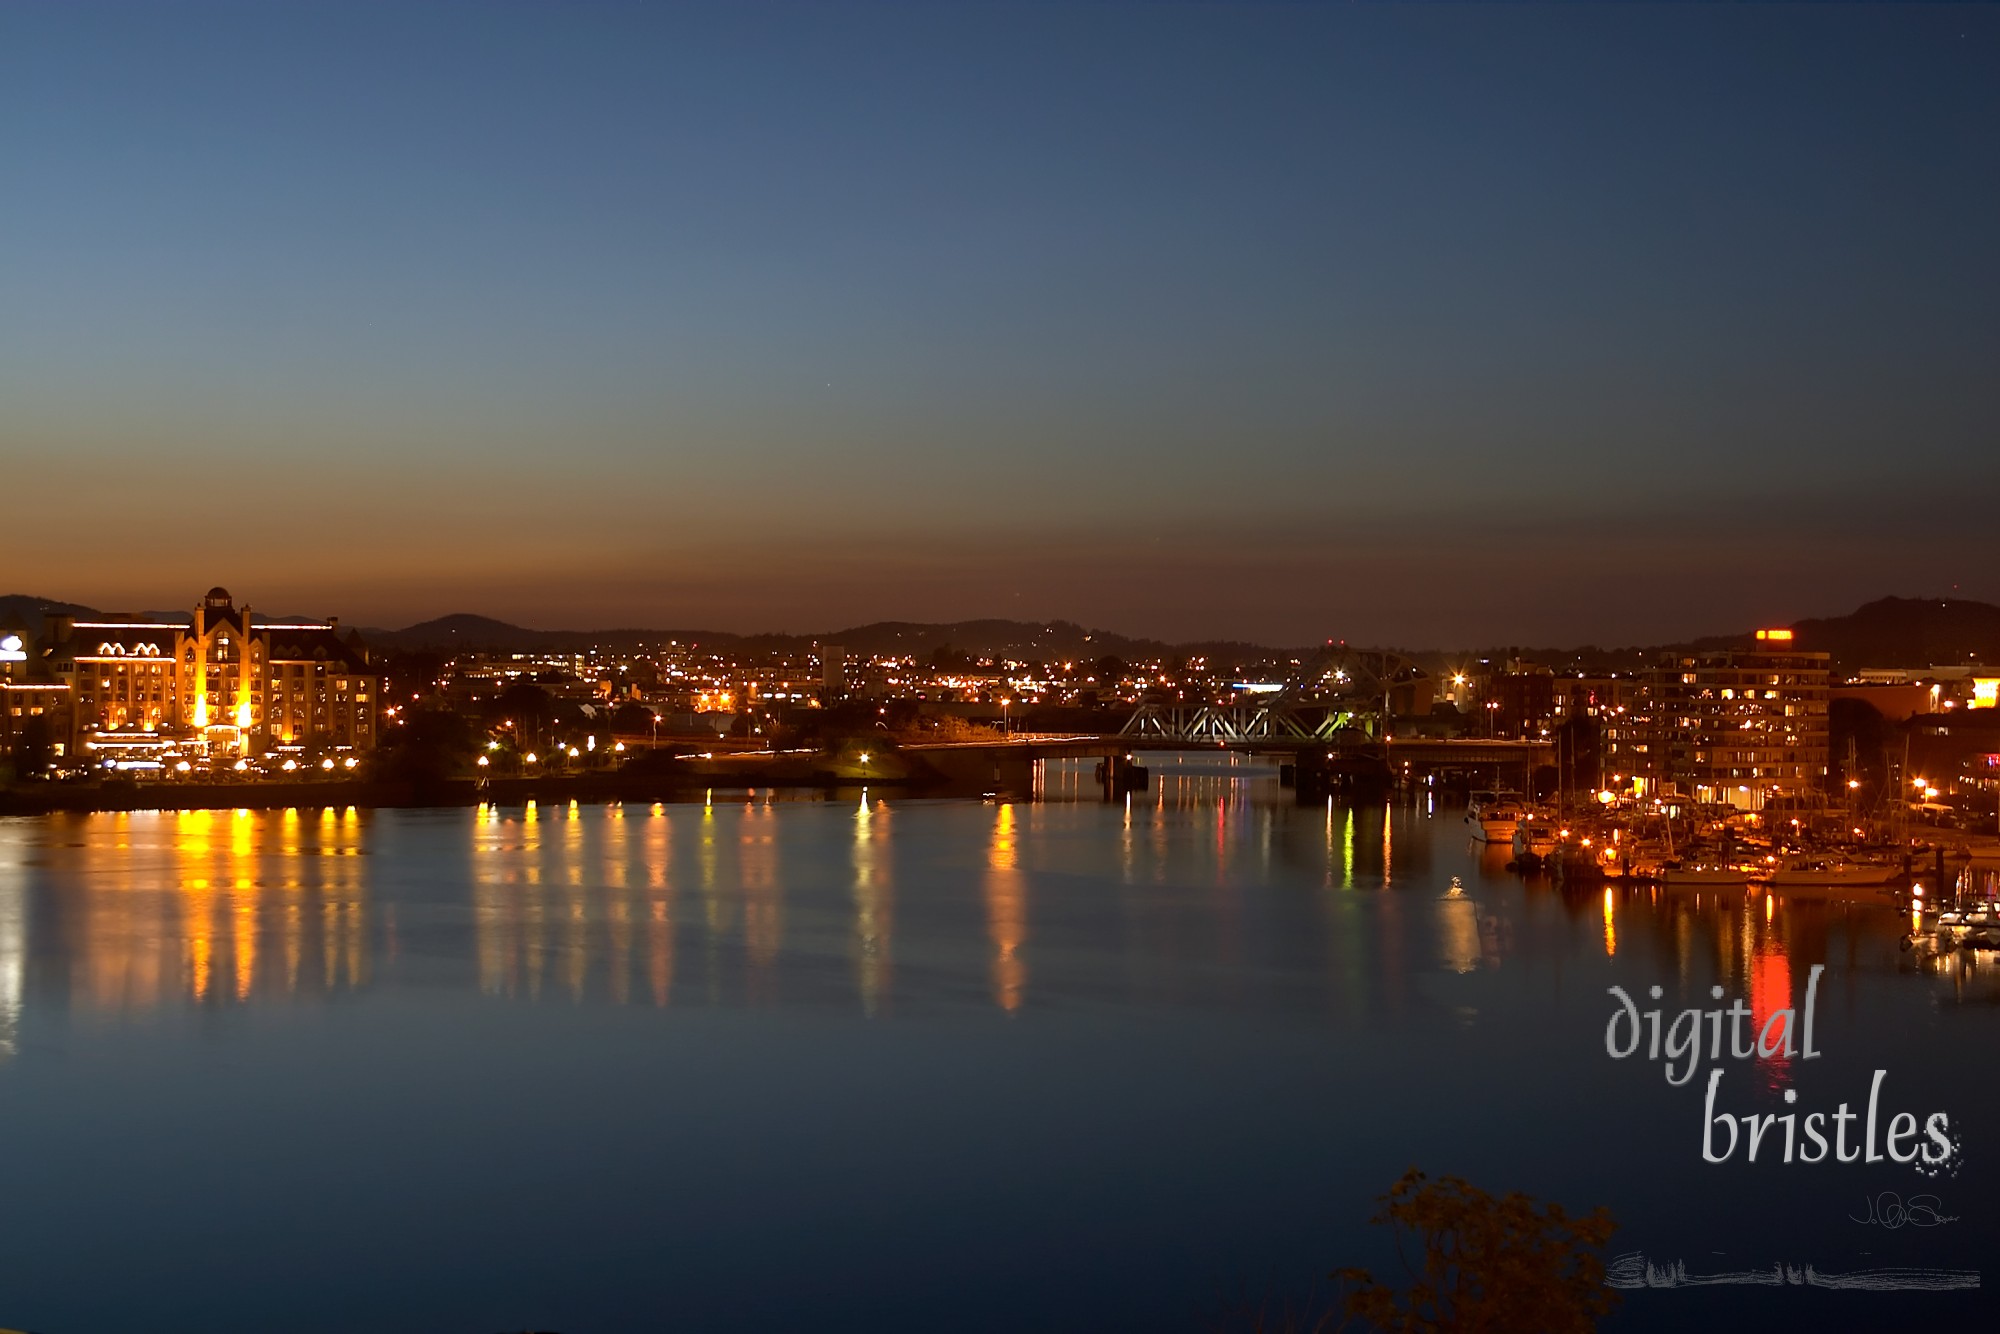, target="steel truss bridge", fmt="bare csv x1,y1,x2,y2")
1118,700,1362,744
1117,645,1434,745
